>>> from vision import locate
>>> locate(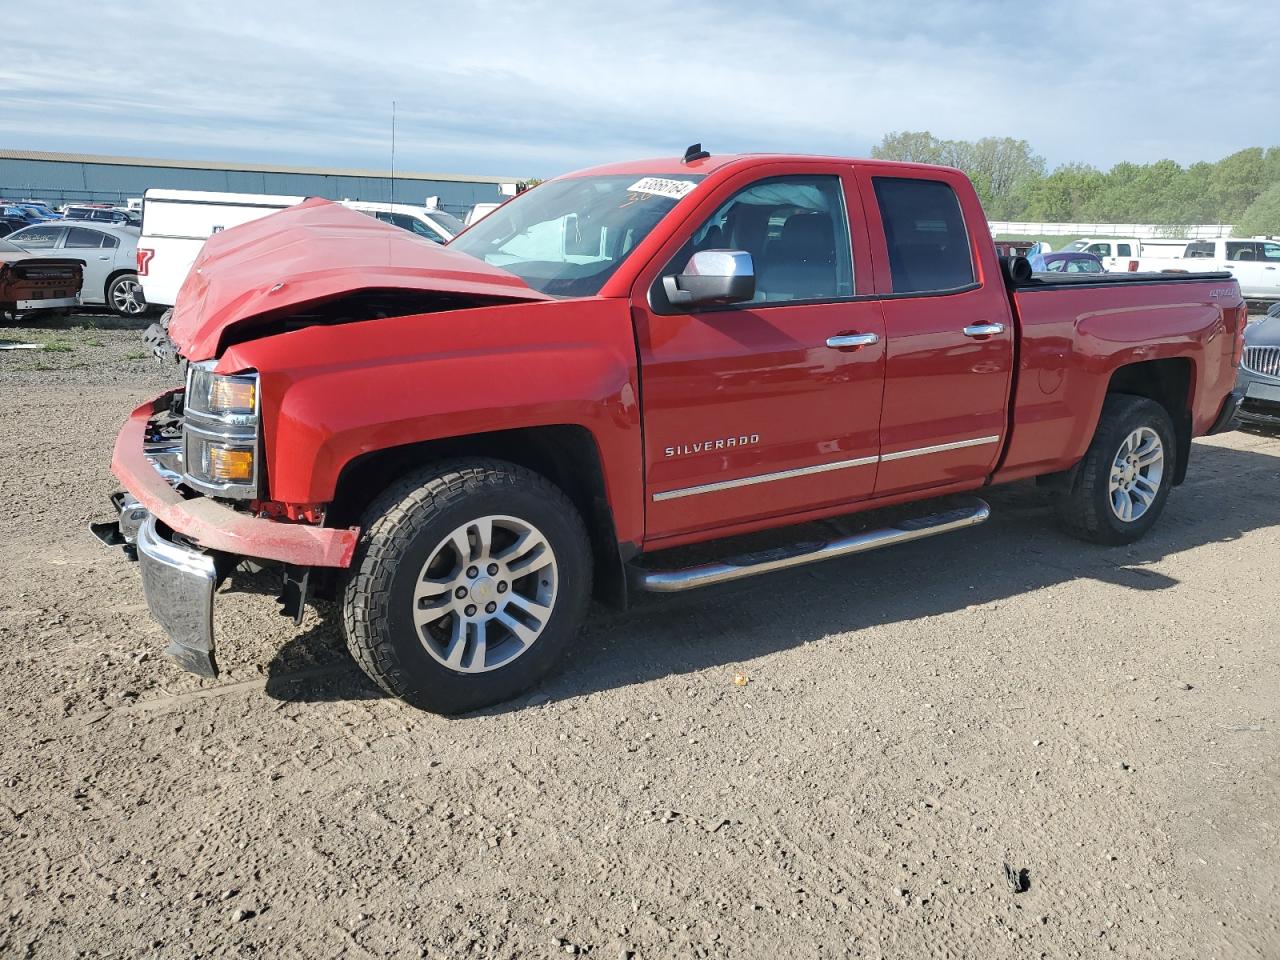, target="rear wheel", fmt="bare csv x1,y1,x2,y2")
342,459,592,713
1054,394,1176,545
107,272,147,316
